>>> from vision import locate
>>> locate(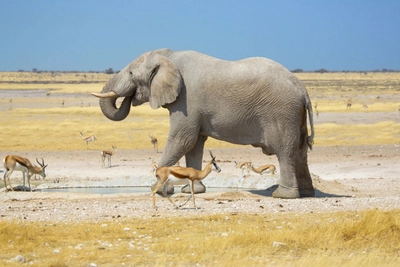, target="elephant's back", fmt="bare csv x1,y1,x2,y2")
173,51,301,87
172,50,294,76
170,50,307,107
